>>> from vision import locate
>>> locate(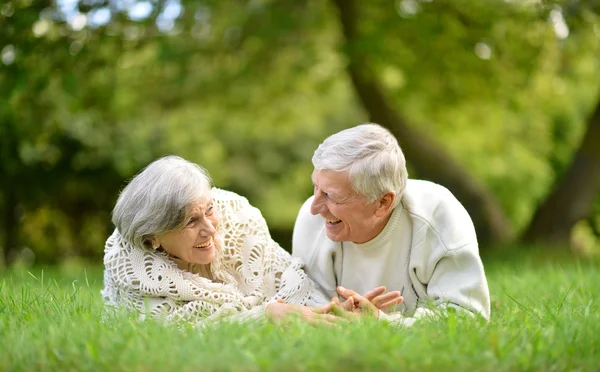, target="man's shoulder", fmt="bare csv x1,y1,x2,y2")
402,180,476,248
403,179,460,211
